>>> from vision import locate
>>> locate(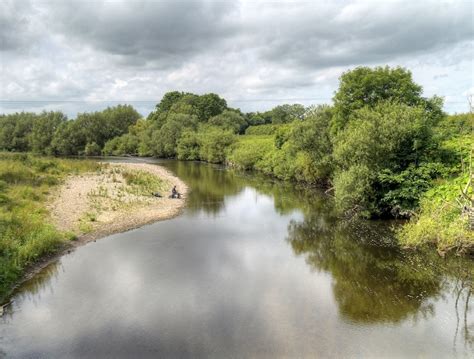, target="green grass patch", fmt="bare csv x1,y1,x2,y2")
0,152,99,302
397,173,473,253
122,169,167,196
